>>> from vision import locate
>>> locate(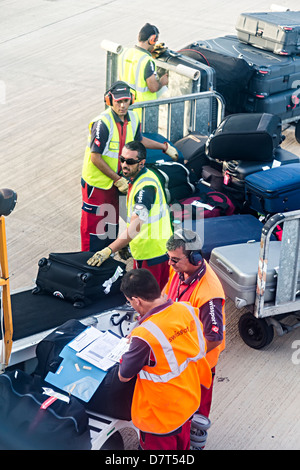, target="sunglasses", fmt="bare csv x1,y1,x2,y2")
120,156,141,165
166,253,187,264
